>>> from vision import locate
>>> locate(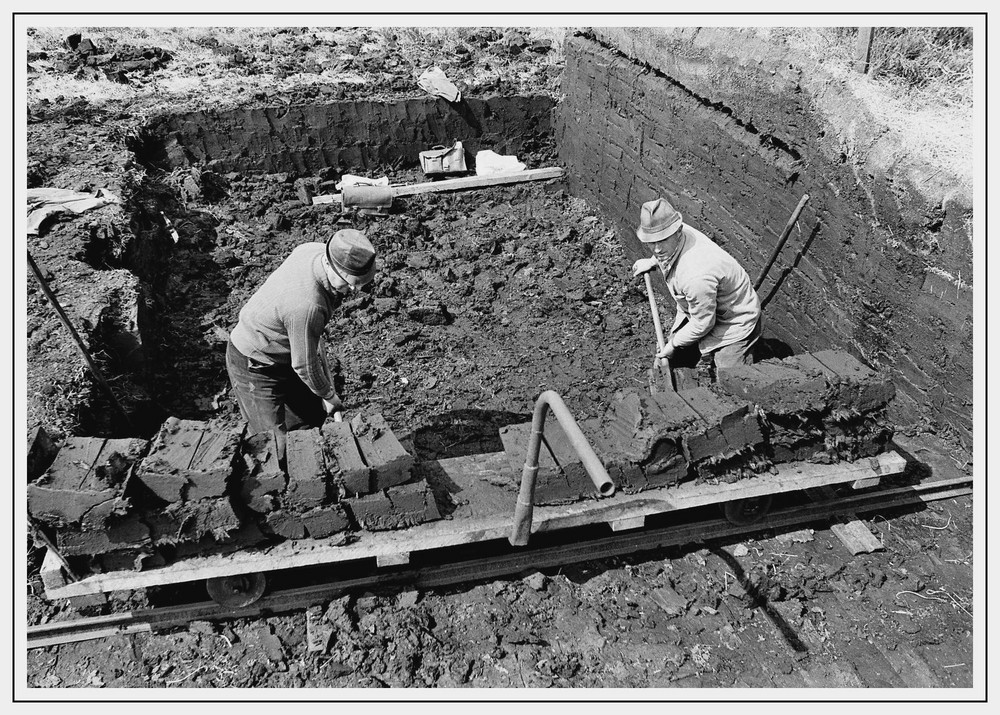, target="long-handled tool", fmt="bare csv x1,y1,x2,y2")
642,271,675,393
754,193,810,292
